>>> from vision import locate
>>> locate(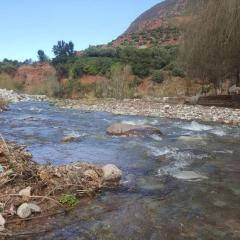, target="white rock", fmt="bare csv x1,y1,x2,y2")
28,203,41,213
0,214,5,227
164,105,170,110
19,186,31,197
62,135,77,143
102,164,122,182
17,203,32,219
173,171,208,181
0,88,47,103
